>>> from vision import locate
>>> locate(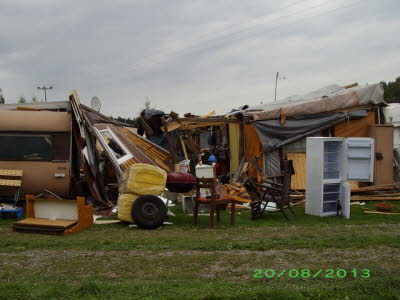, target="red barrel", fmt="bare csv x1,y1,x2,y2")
166,172,196,193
